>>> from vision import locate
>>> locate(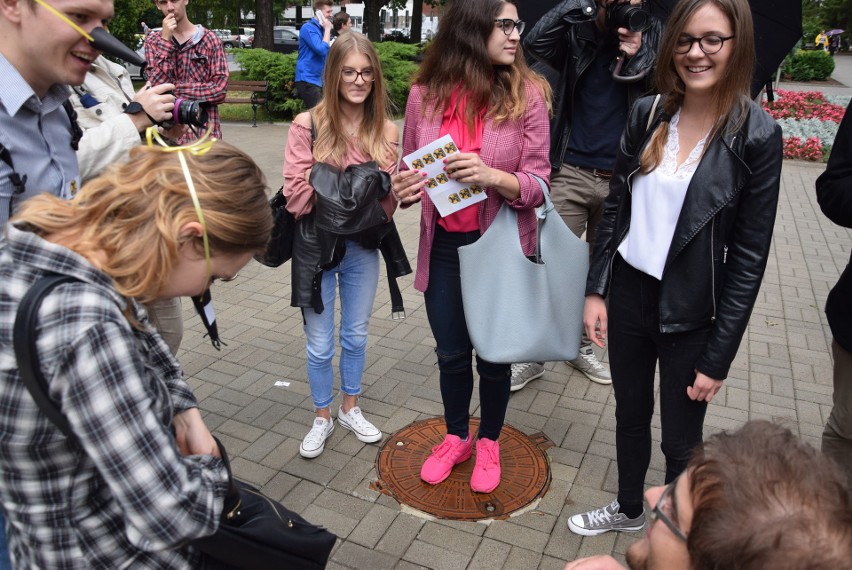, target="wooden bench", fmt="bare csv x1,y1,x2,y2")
223,80,270,127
